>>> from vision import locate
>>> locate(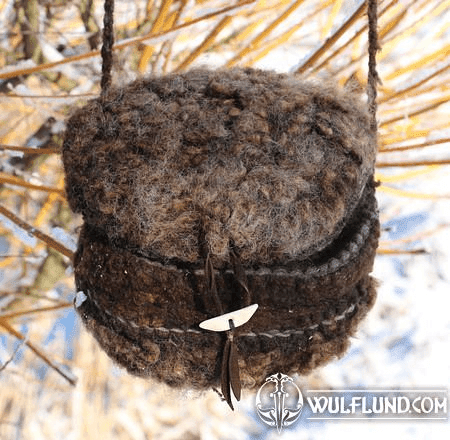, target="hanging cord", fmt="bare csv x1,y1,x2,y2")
367,0,381,134
101,0,115,96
